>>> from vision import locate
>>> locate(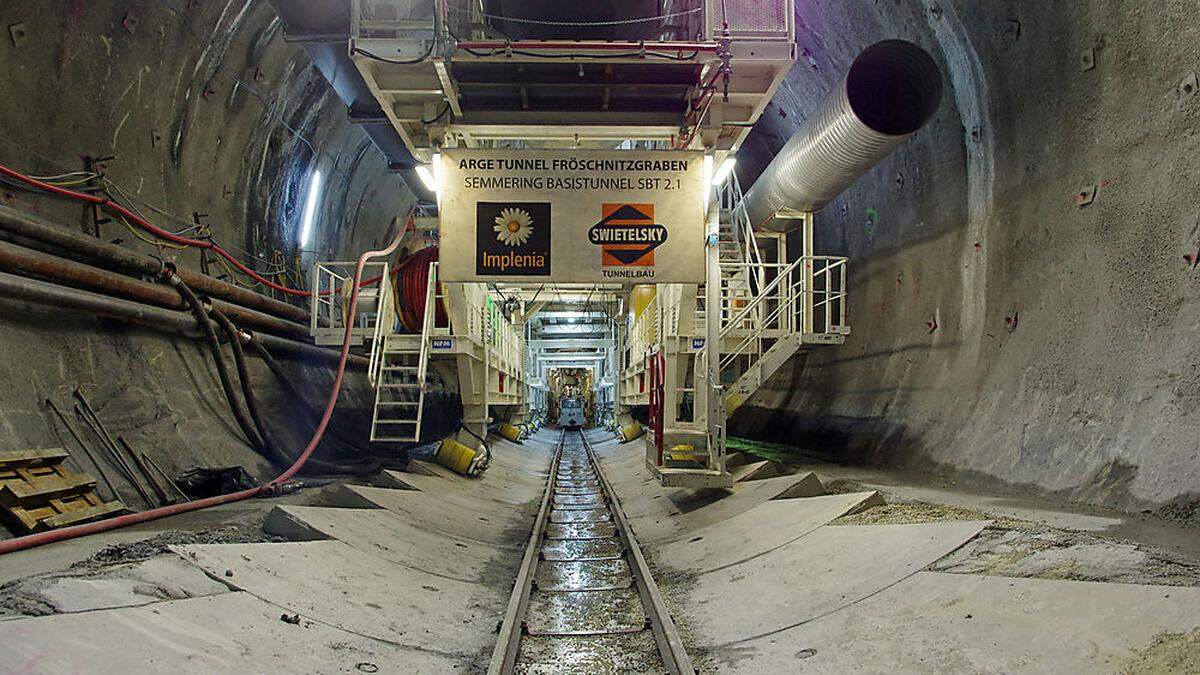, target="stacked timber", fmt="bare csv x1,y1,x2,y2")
0,449,127,532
